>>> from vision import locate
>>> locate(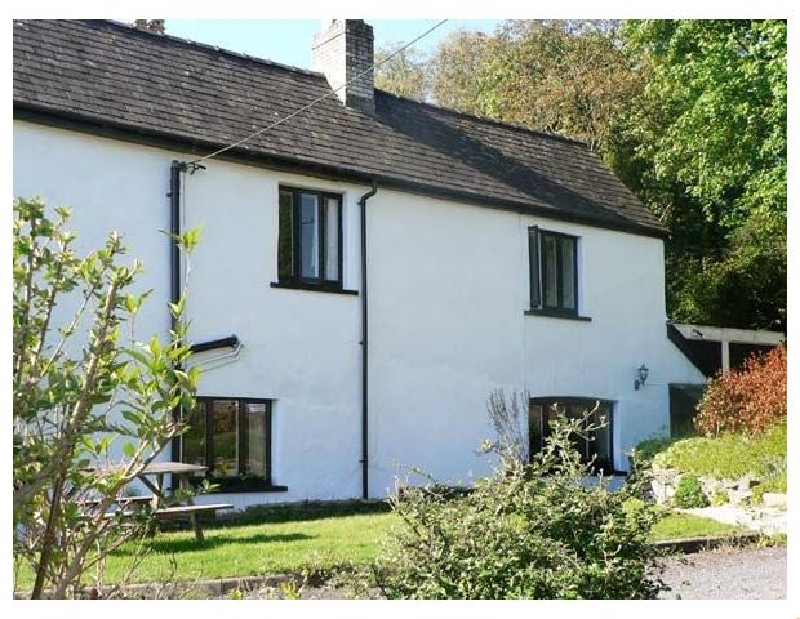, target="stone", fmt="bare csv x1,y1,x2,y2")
762,493,787,509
